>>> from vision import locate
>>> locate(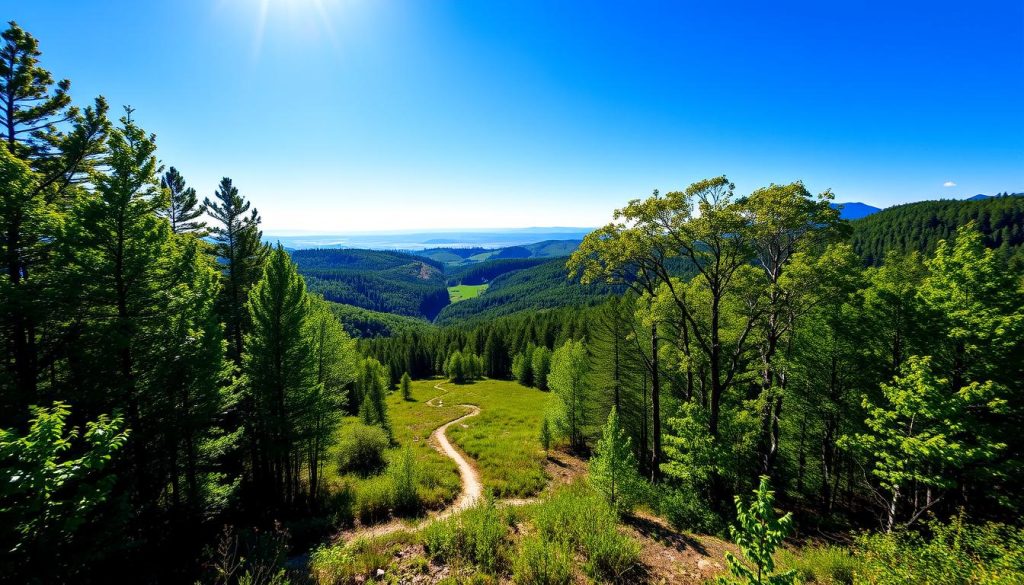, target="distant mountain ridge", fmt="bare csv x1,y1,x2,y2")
831,201,882,220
